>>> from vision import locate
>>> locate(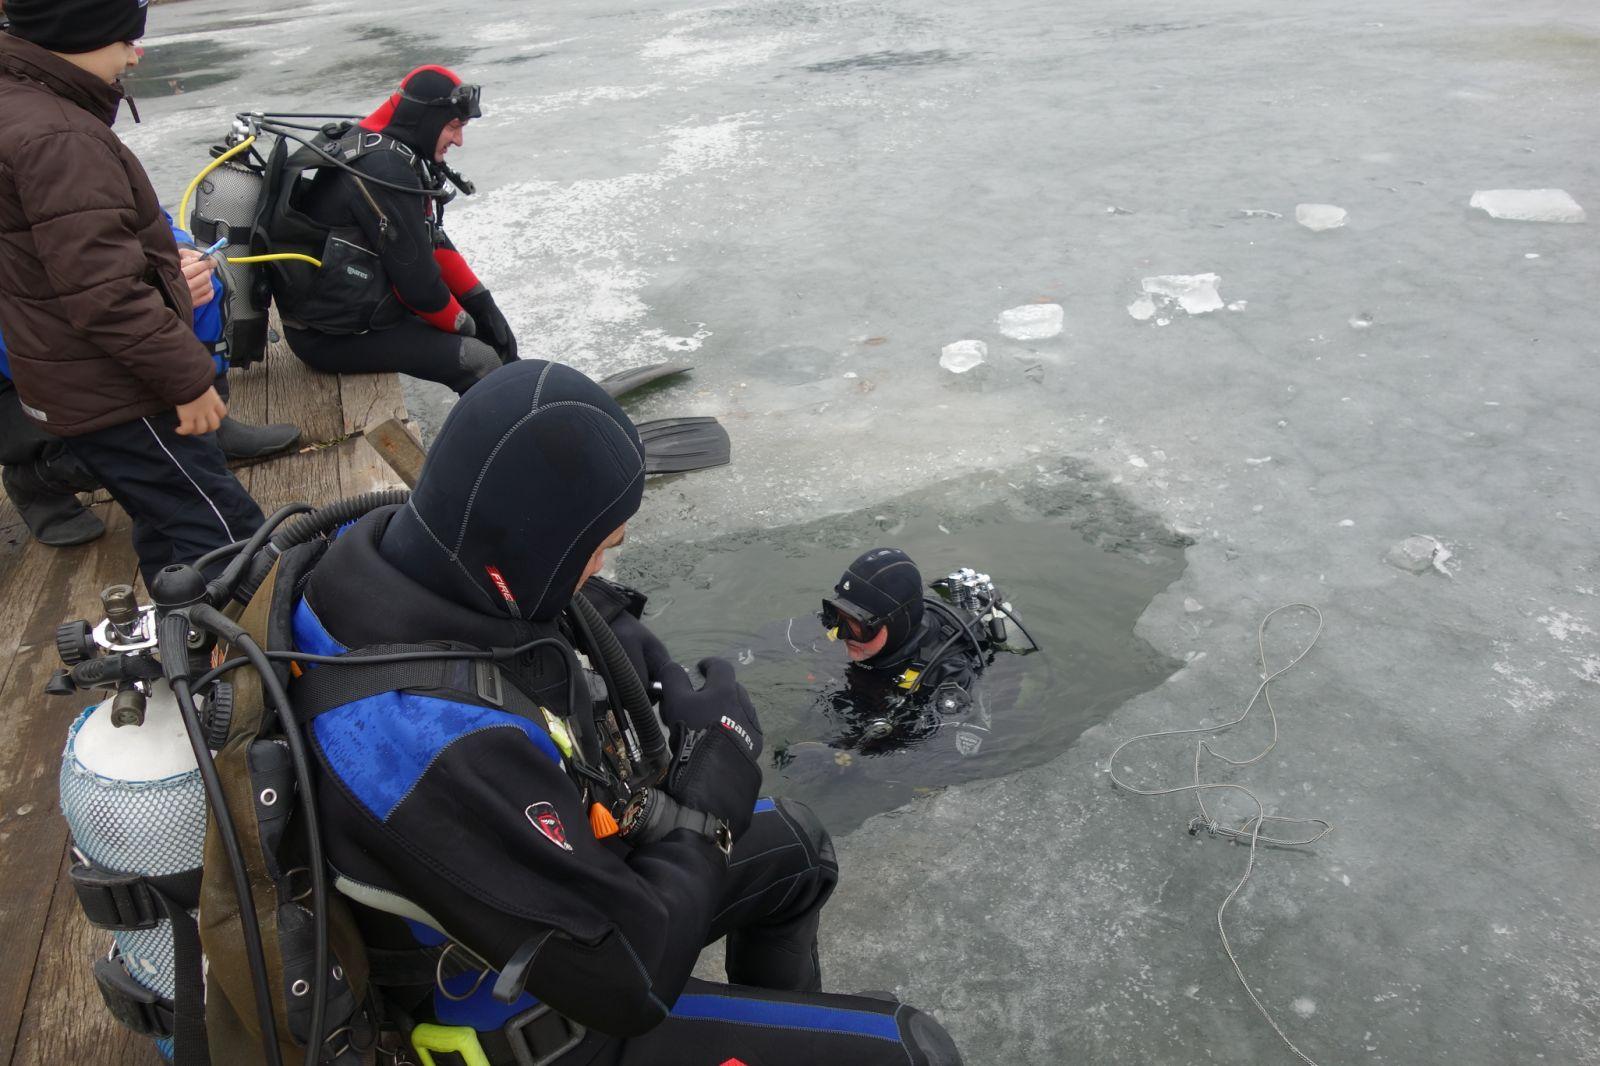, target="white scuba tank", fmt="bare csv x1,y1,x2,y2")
58,680,208,1058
